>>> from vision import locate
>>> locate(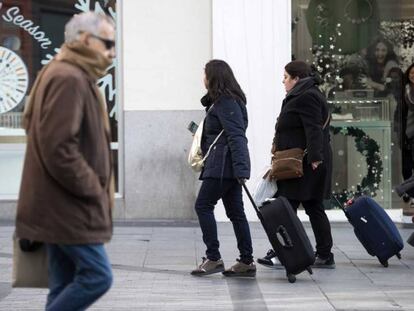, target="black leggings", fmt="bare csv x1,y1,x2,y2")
288,199,333,258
